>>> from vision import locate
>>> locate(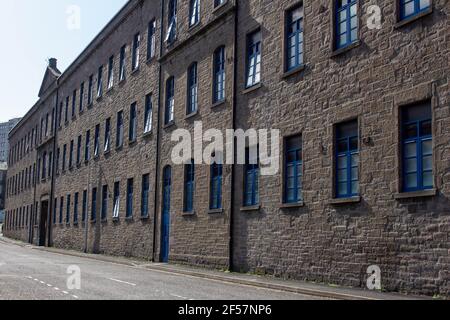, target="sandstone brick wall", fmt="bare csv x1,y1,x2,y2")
3,0,449,296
